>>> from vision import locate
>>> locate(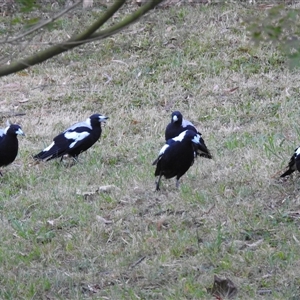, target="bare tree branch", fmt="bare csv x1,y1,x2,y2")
89,0,164,42
0,0,164,78
0,1,83,45
0,0,126,76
